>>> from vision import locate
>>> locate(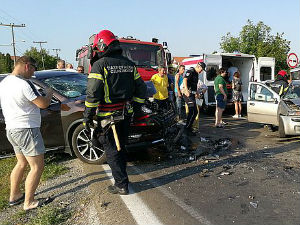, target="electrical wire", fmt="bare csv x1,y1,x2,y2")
15,47,24,55
0,8,41,43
